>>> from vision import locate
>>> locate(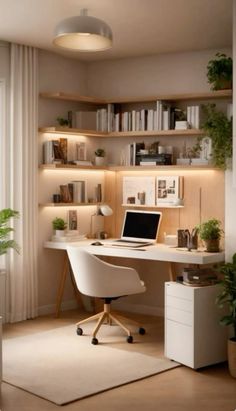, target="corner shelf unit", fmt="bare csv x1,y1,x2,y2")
39,89,232,139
